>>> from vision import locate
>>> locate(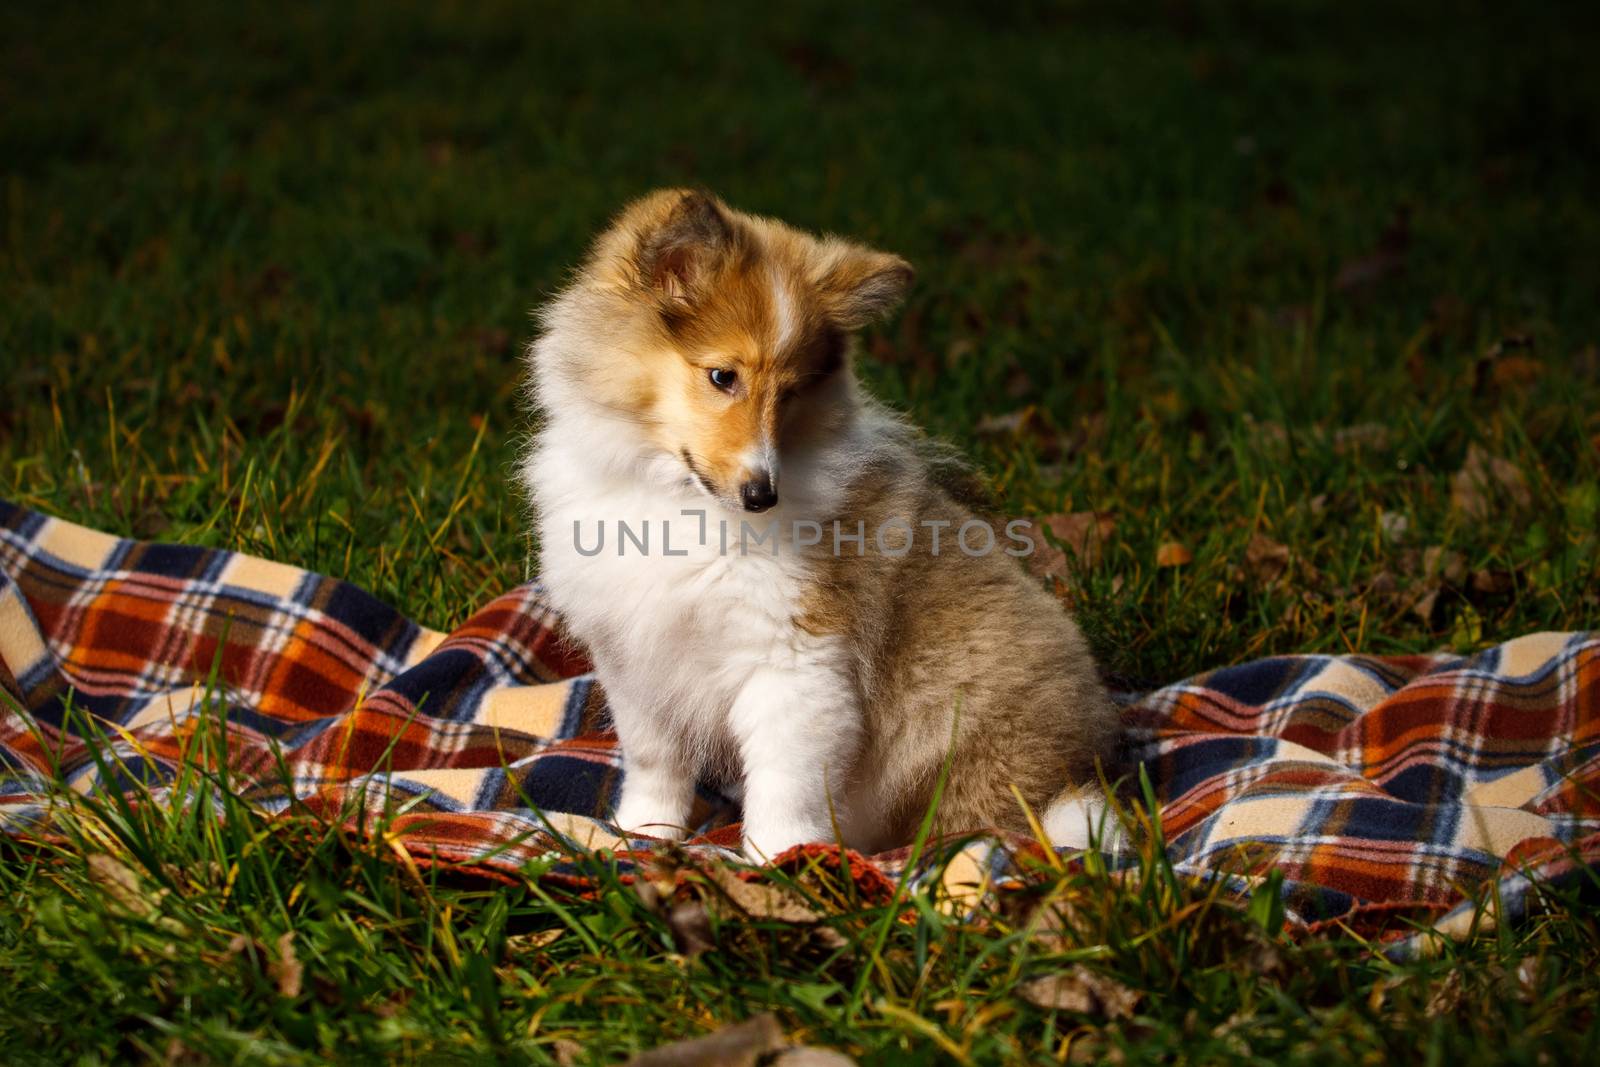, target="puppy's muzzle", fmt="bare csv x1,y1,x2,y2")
740,471,778,512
